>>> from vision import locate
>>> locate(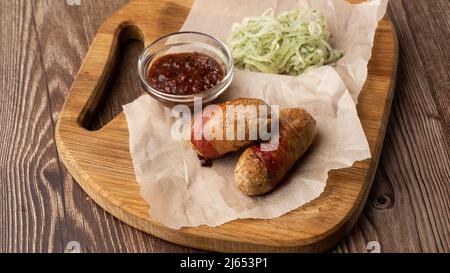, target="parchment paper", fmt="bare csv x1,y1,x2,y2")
123,0,387,229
